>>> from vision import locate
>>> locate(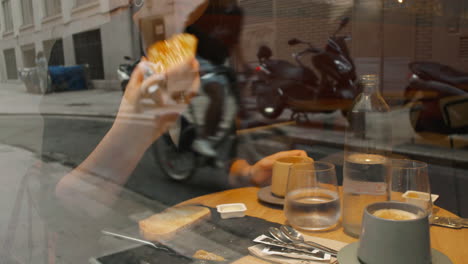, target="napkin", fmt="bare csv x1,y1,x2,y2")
249,235,348,264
